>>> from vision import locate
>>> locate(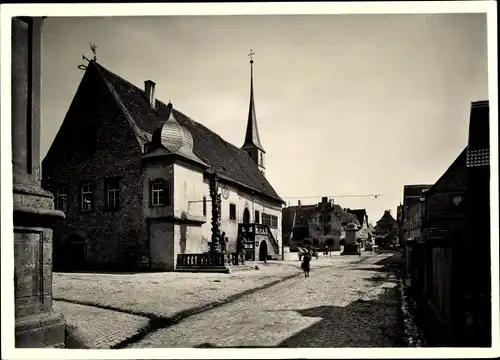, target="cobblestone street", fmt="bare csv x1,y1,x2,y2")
128,253,403,348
